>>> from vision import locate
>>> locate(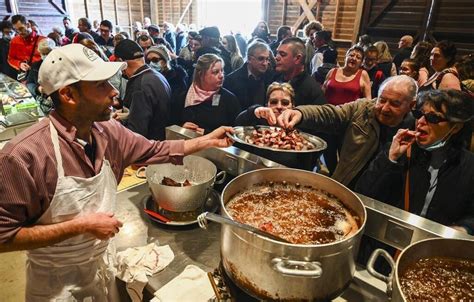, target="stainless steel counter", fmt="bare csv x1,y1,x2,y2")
114,183,390,301
114,183,221,298
114,182,471,301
